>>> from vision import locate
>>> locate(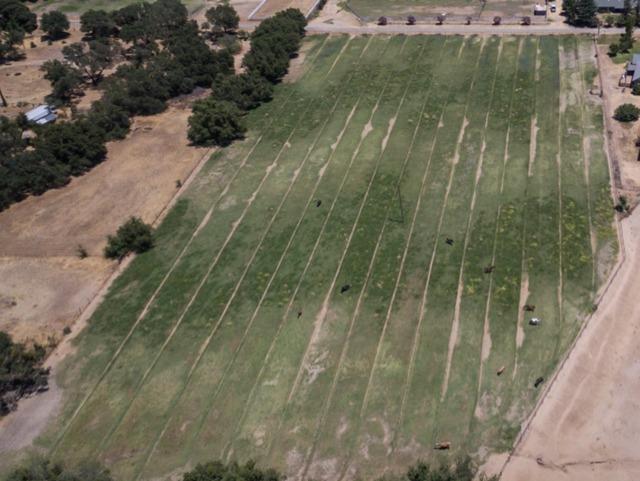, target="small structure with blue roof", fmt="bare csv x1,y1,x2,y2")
25,105,57,125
